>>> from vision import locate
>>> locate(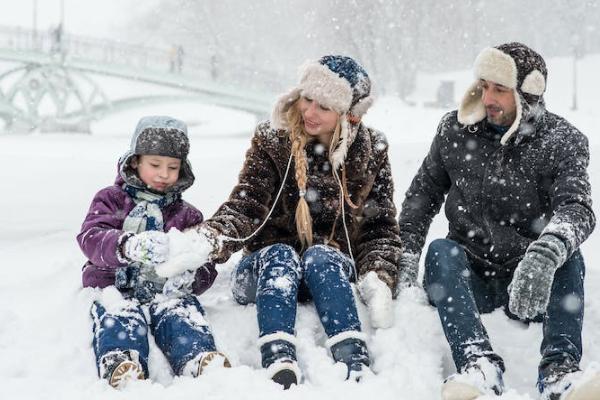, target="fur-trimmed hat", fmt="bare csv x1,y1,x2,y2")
458,42,547,145
272,55,374,169
119,116,195,193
